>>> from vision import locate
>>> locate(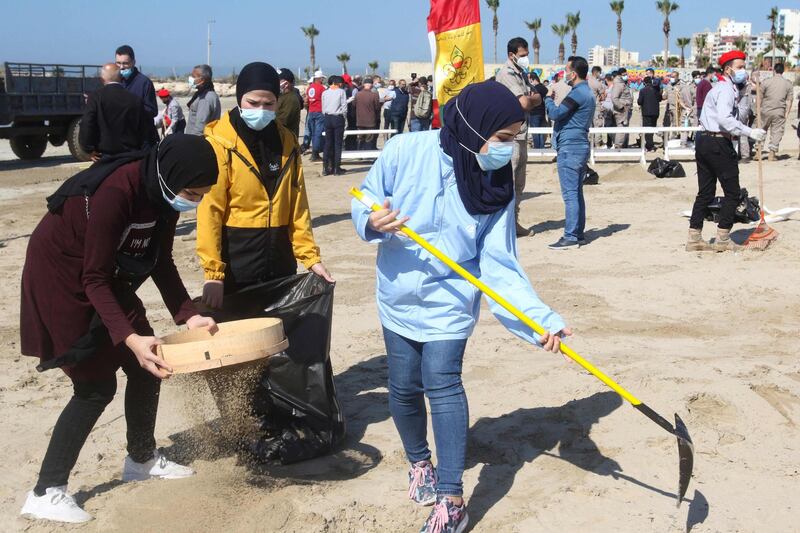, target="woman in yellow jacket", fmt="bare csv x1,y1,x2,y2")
197,62,333,308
